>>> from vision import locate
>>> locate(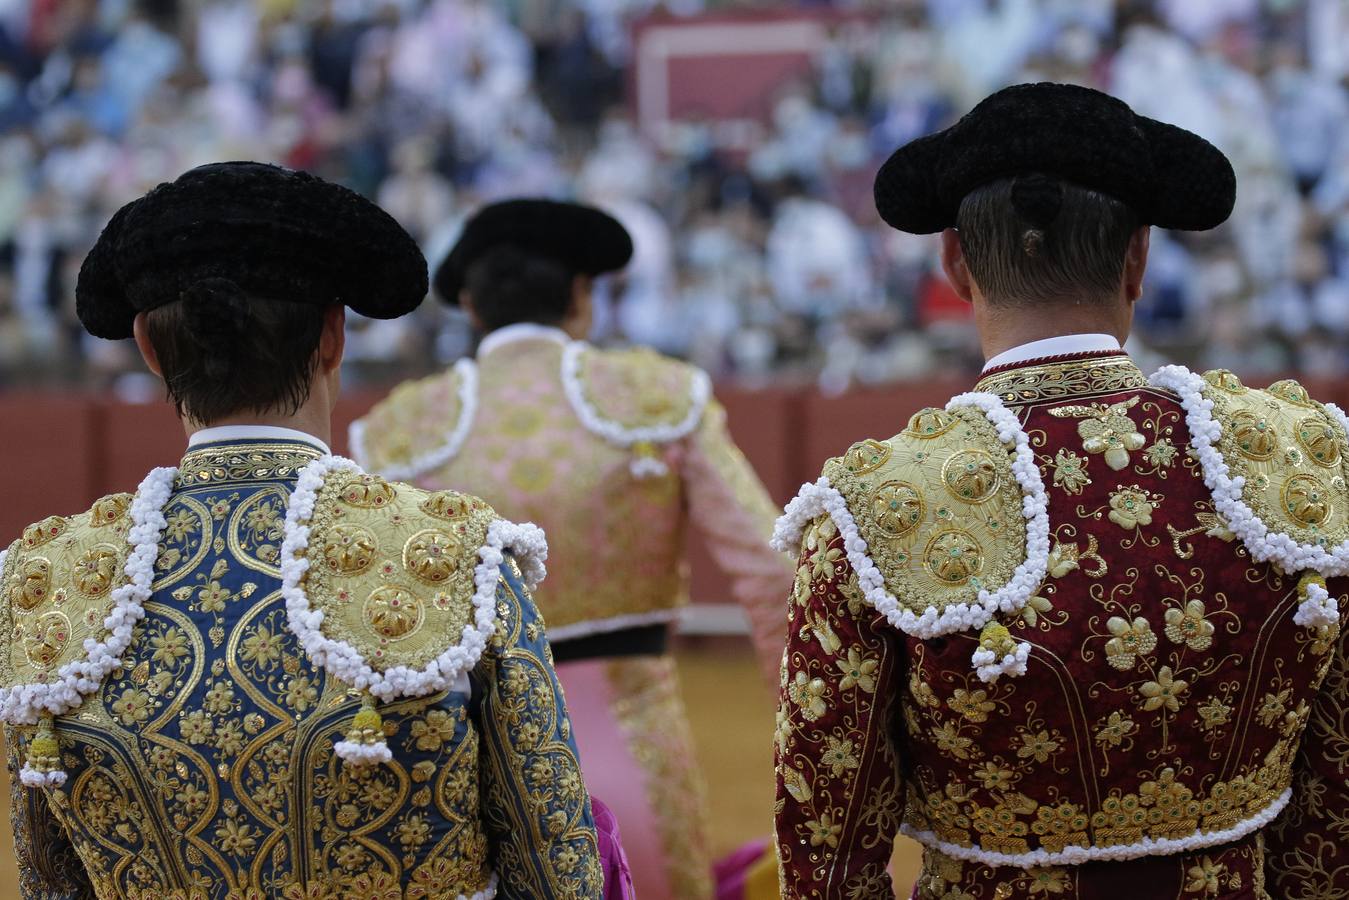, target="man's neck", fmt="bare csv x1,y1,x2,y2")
976,303,1129,363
